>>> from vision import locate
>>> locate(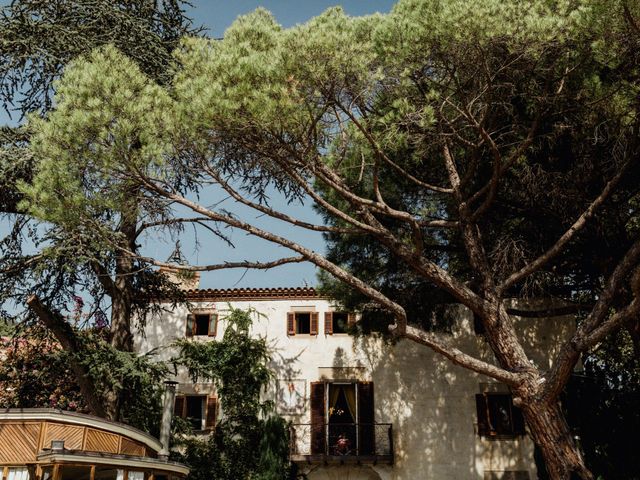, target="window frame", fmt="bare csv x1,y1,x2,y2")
174,394,217,432
324,311,354,335
287,311,319,336
185,312,218,338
